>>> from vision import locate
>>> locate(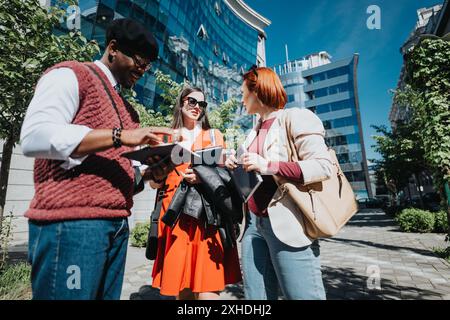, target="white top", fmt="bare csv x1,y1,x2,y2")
20,60,121,170
178,123,202,151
